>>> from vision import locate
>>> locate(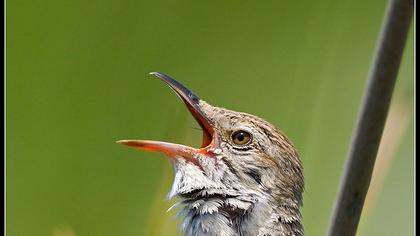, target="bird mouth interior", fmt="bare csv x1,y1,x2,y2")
185,102,213,148
152,71,214,149
117,72,214,160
